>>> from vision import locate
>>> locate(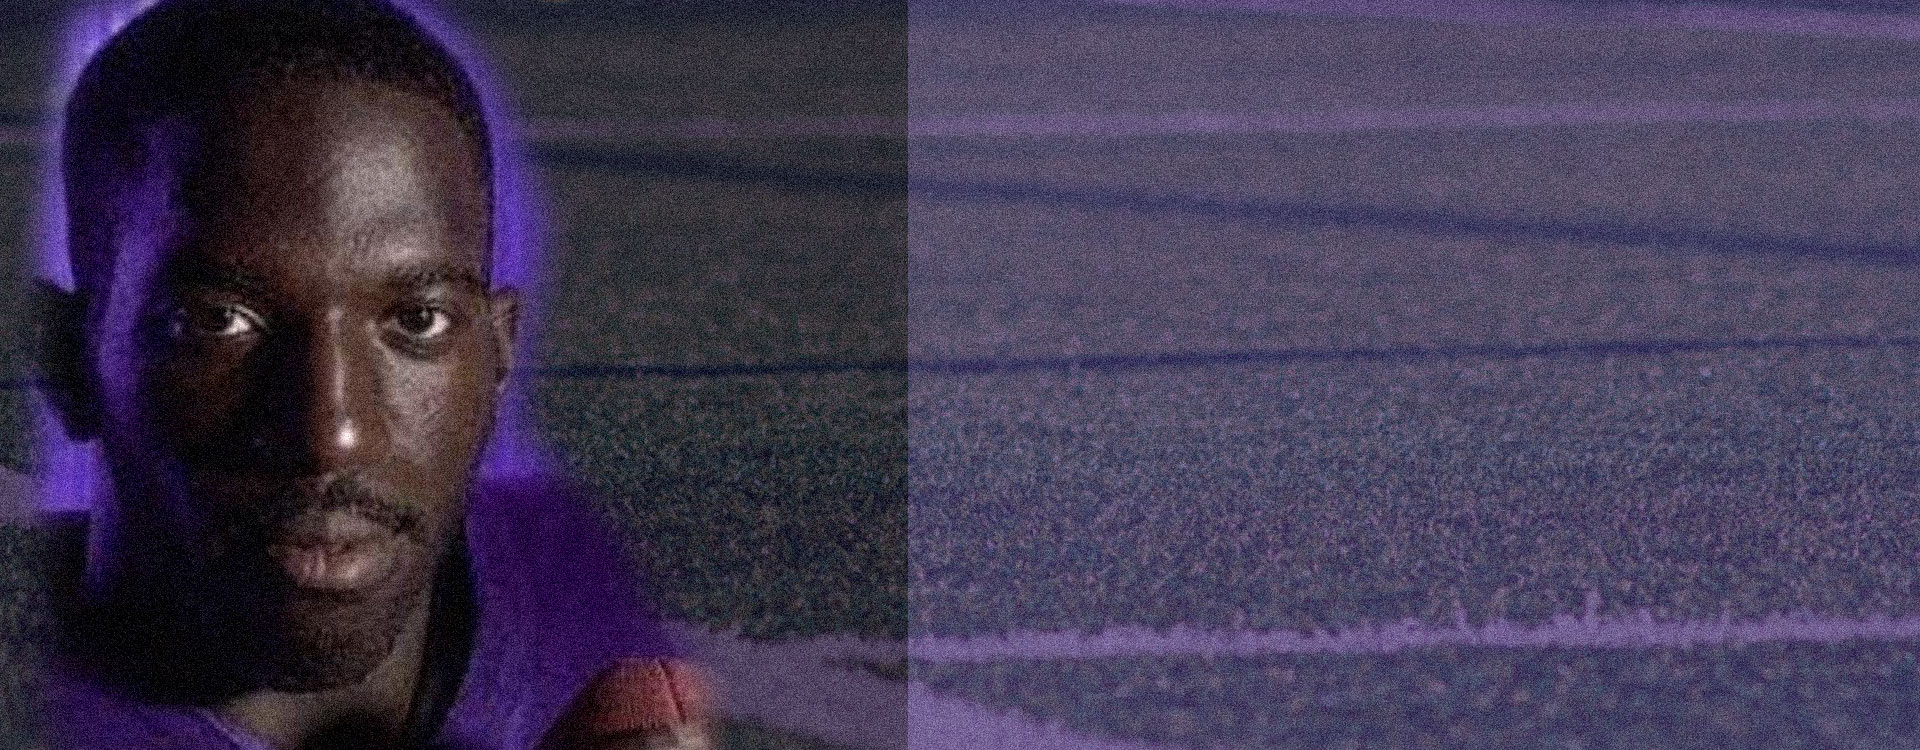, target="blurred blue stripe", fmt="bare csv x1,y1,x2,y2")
527,144,1920,263
529,360,907,378
907,175,1920,264
908,335,1920,375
